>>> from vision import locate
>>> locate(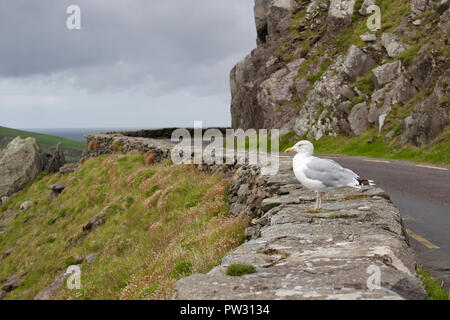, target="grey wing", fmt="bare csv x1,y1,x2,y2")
303,157,359,187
